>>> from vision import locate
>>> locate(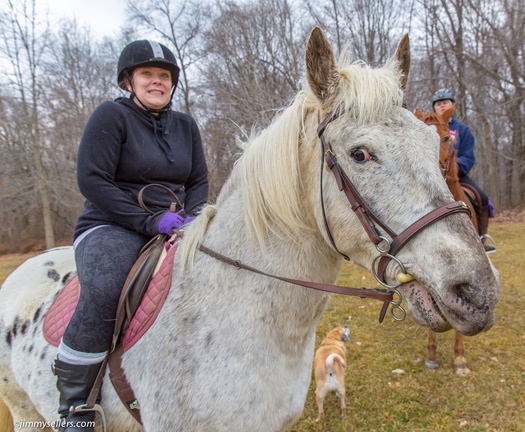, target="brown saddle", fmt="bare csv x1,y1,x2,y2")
461,183,483,215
